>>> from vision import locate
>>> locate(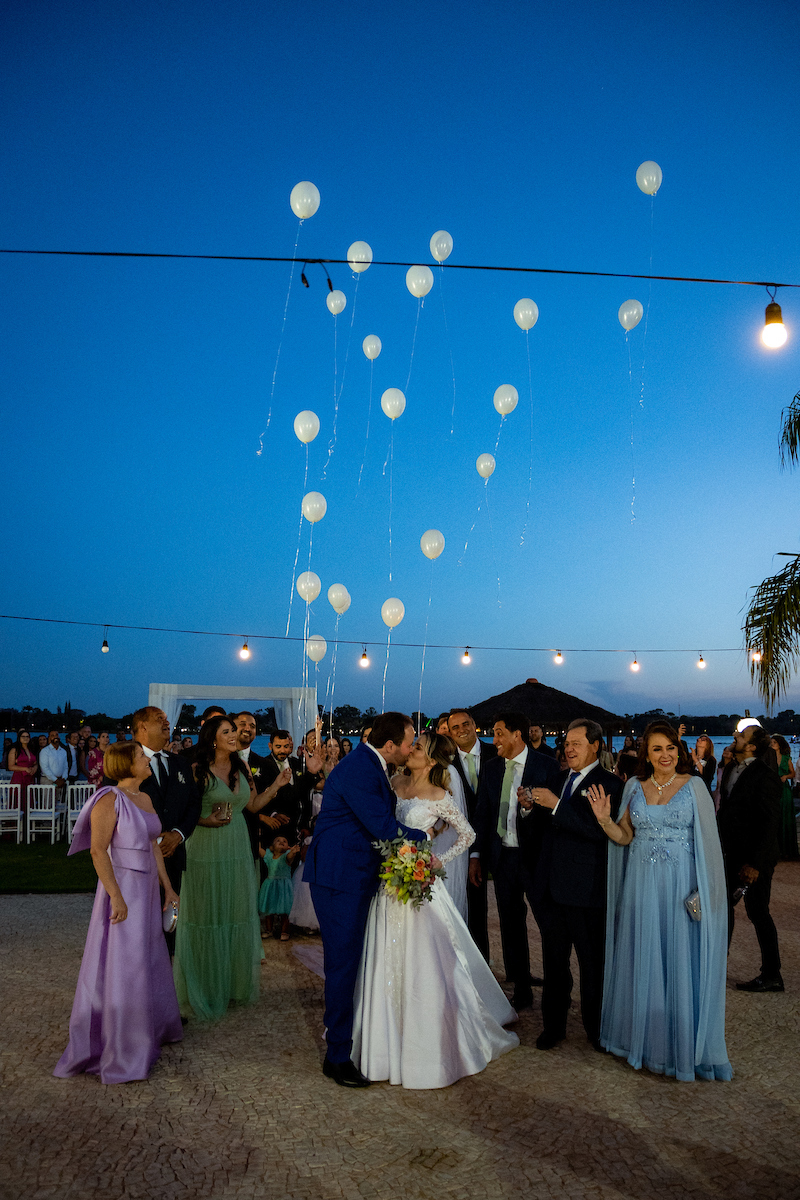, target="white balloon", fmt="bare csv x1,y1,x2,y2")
296,571,321,603
618,299,644,331
476,453,496,479
327,290,346,316
347,241,373,273
420,529,445,560
406,265,434,298
327,583,351,614
289,181,320,219
381,597,405,628
635,161,662,195
305,634,327,663
301,491,327,523
362,334,382,360
380,388,406,420
429,230,453,262
293,410,320,444
493,384,518,416
513,298,539,331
